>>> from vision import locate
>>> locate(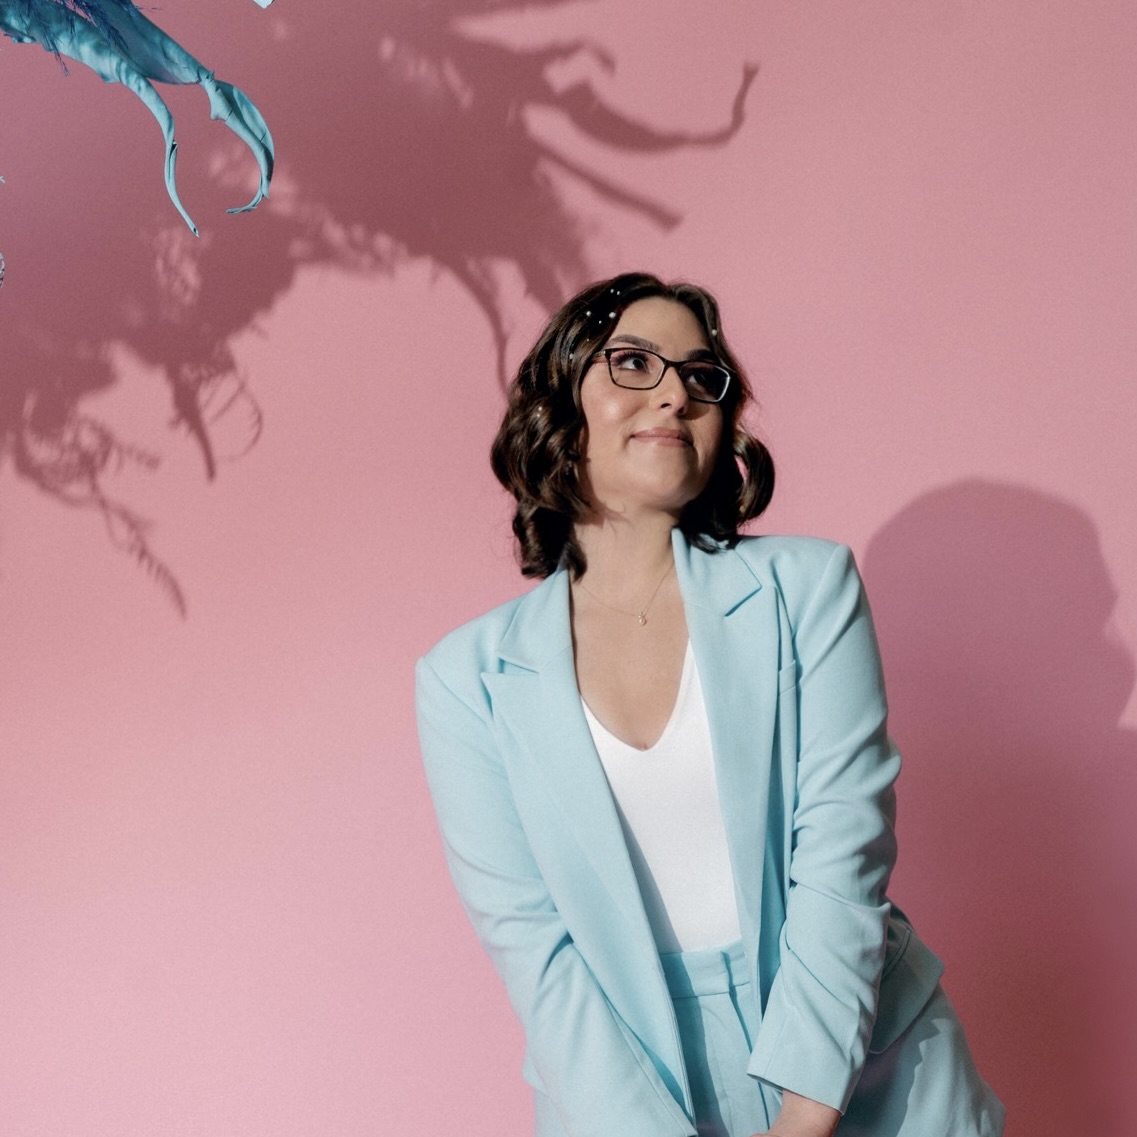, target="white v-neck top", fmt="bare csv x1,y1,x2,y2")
581,643,741,953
